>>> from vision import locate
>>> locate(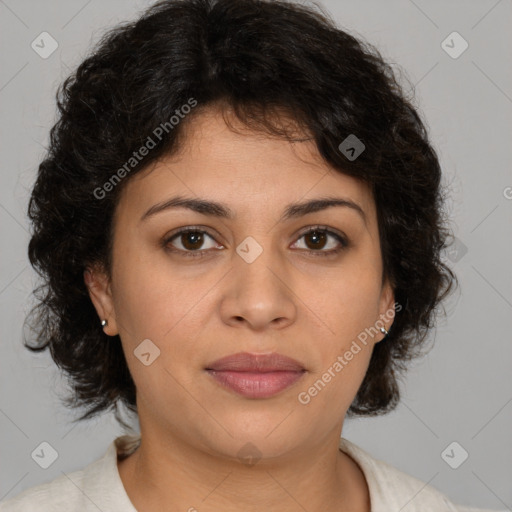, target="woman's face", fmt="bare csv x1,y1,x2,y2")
87,107,395,460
